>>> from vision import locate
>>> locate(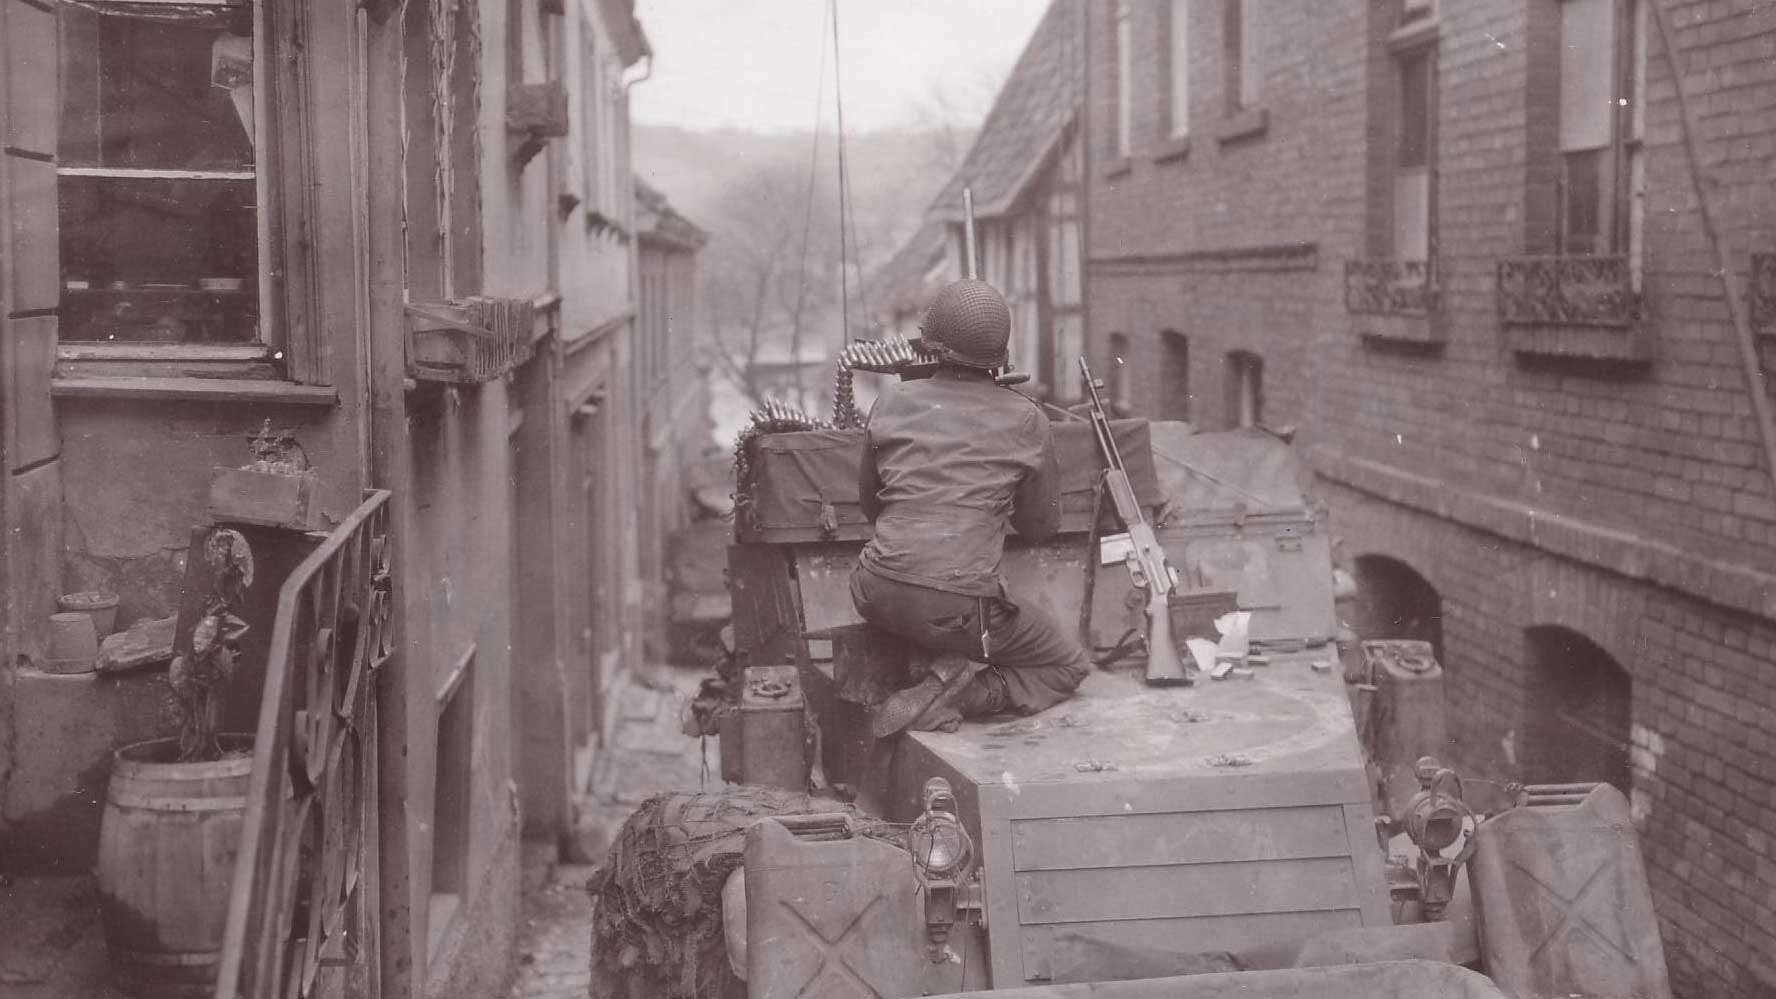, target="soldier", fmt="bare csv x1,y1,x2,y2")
852,279,1091,735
